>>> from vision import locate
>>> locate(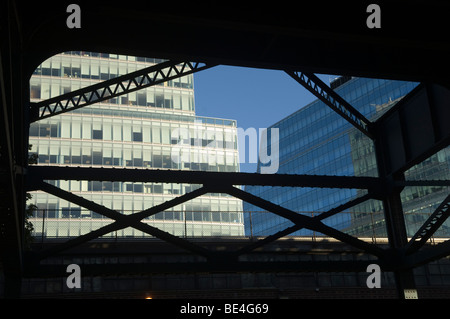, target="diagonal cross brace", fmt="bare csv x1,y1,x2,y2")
285,70,374,139
405,193,450,255
29,60,216,122
224,185,385,258
236,193,373,256
35,181,212,260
